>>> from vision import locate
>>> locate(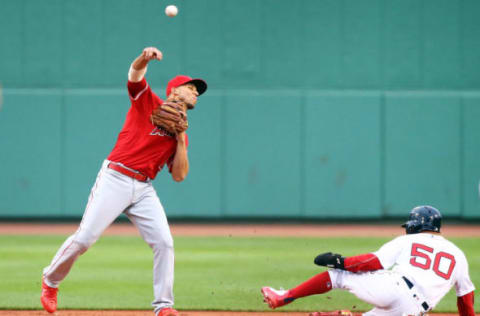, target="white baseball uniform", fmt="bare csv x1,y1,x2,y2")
328,233,475,316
